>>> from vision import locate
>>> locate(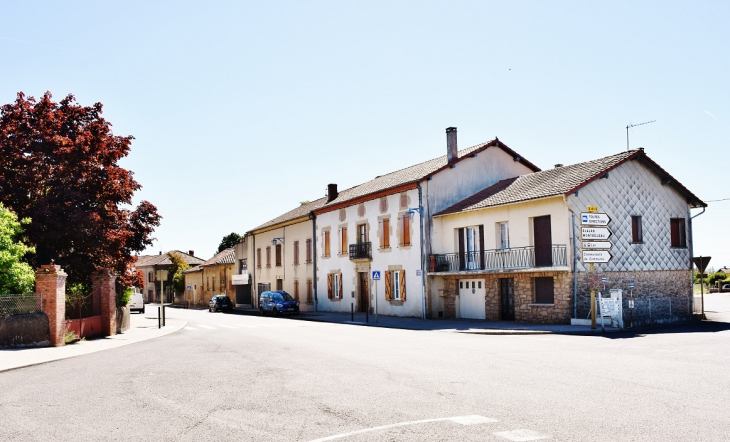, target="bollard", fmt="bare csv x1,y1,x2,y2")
158,307,161,329
351,303,354,322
